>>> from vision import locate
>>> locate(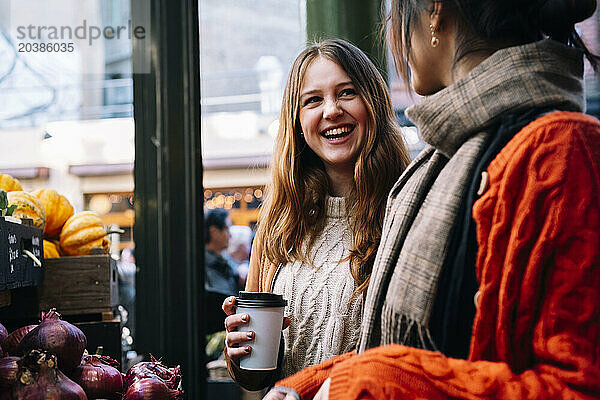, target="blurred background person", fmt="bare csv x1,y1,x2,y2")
118,247,137,361
225,224,253,290
204,208,238,296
